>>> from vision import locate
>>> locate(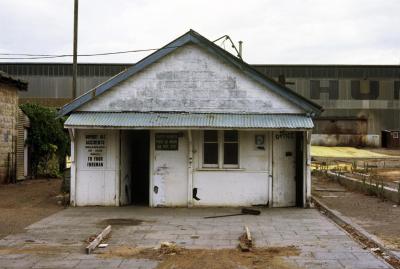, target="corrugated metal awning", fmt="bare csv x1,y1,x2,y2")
65,112,314,129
